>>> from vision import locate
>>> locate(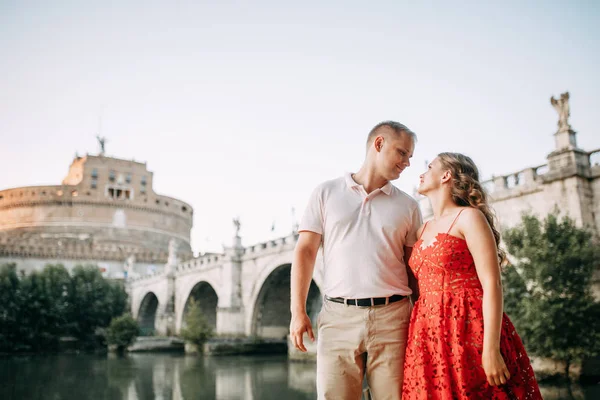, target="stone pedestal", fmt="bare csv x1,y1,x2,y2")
216,307,246,336
554,128,577,151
